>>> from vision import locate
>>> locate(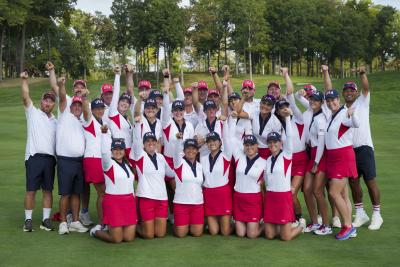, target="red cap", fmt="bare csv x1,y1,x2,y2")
208,89,220,96
101,84,113,94
198,81,208,90
73,80,86,88
71,96,83,104
267,80,281,89
183,87,193,94
138,80,151,89
242,79,255,90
